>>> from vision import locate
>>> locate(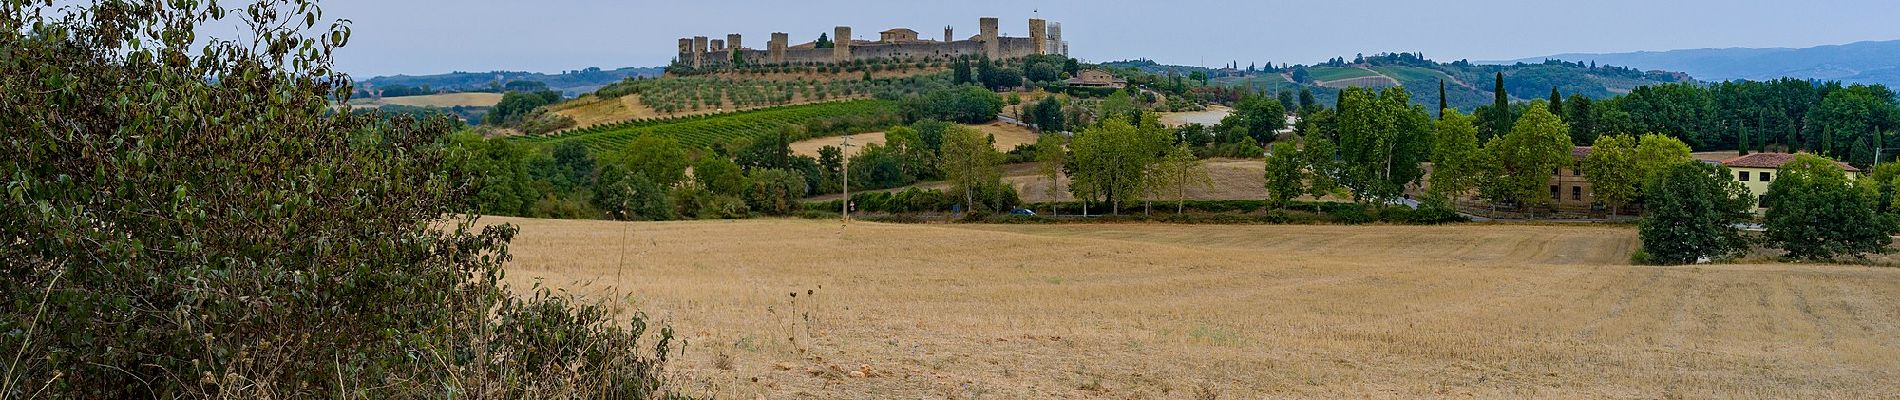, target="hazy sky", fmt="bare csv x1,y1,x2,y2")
314,0,1900,78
